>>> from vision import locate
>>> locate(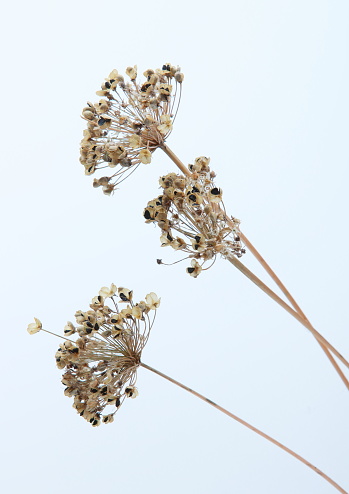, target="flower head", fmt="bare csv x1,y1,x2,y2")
145,158,245,276
27,285,159,426
80,63,184,194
